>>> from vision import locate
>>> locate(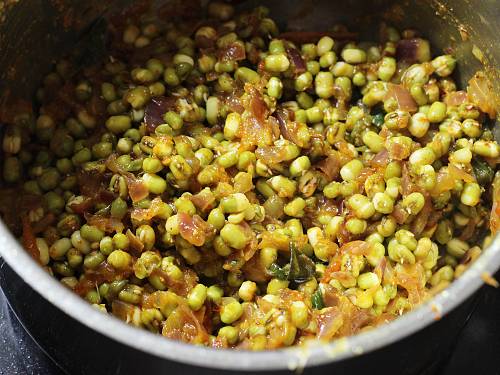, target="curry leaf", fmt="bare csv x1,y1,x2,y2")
311,289,324,310
267,242,316,283
268,263,288,281
371,112,385,128
287,241,316,283
472,157,494,185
